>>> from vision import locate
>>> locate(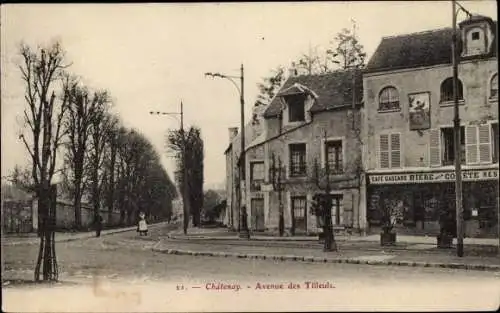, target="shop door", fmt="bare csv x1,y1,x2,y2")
251,198,265,231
